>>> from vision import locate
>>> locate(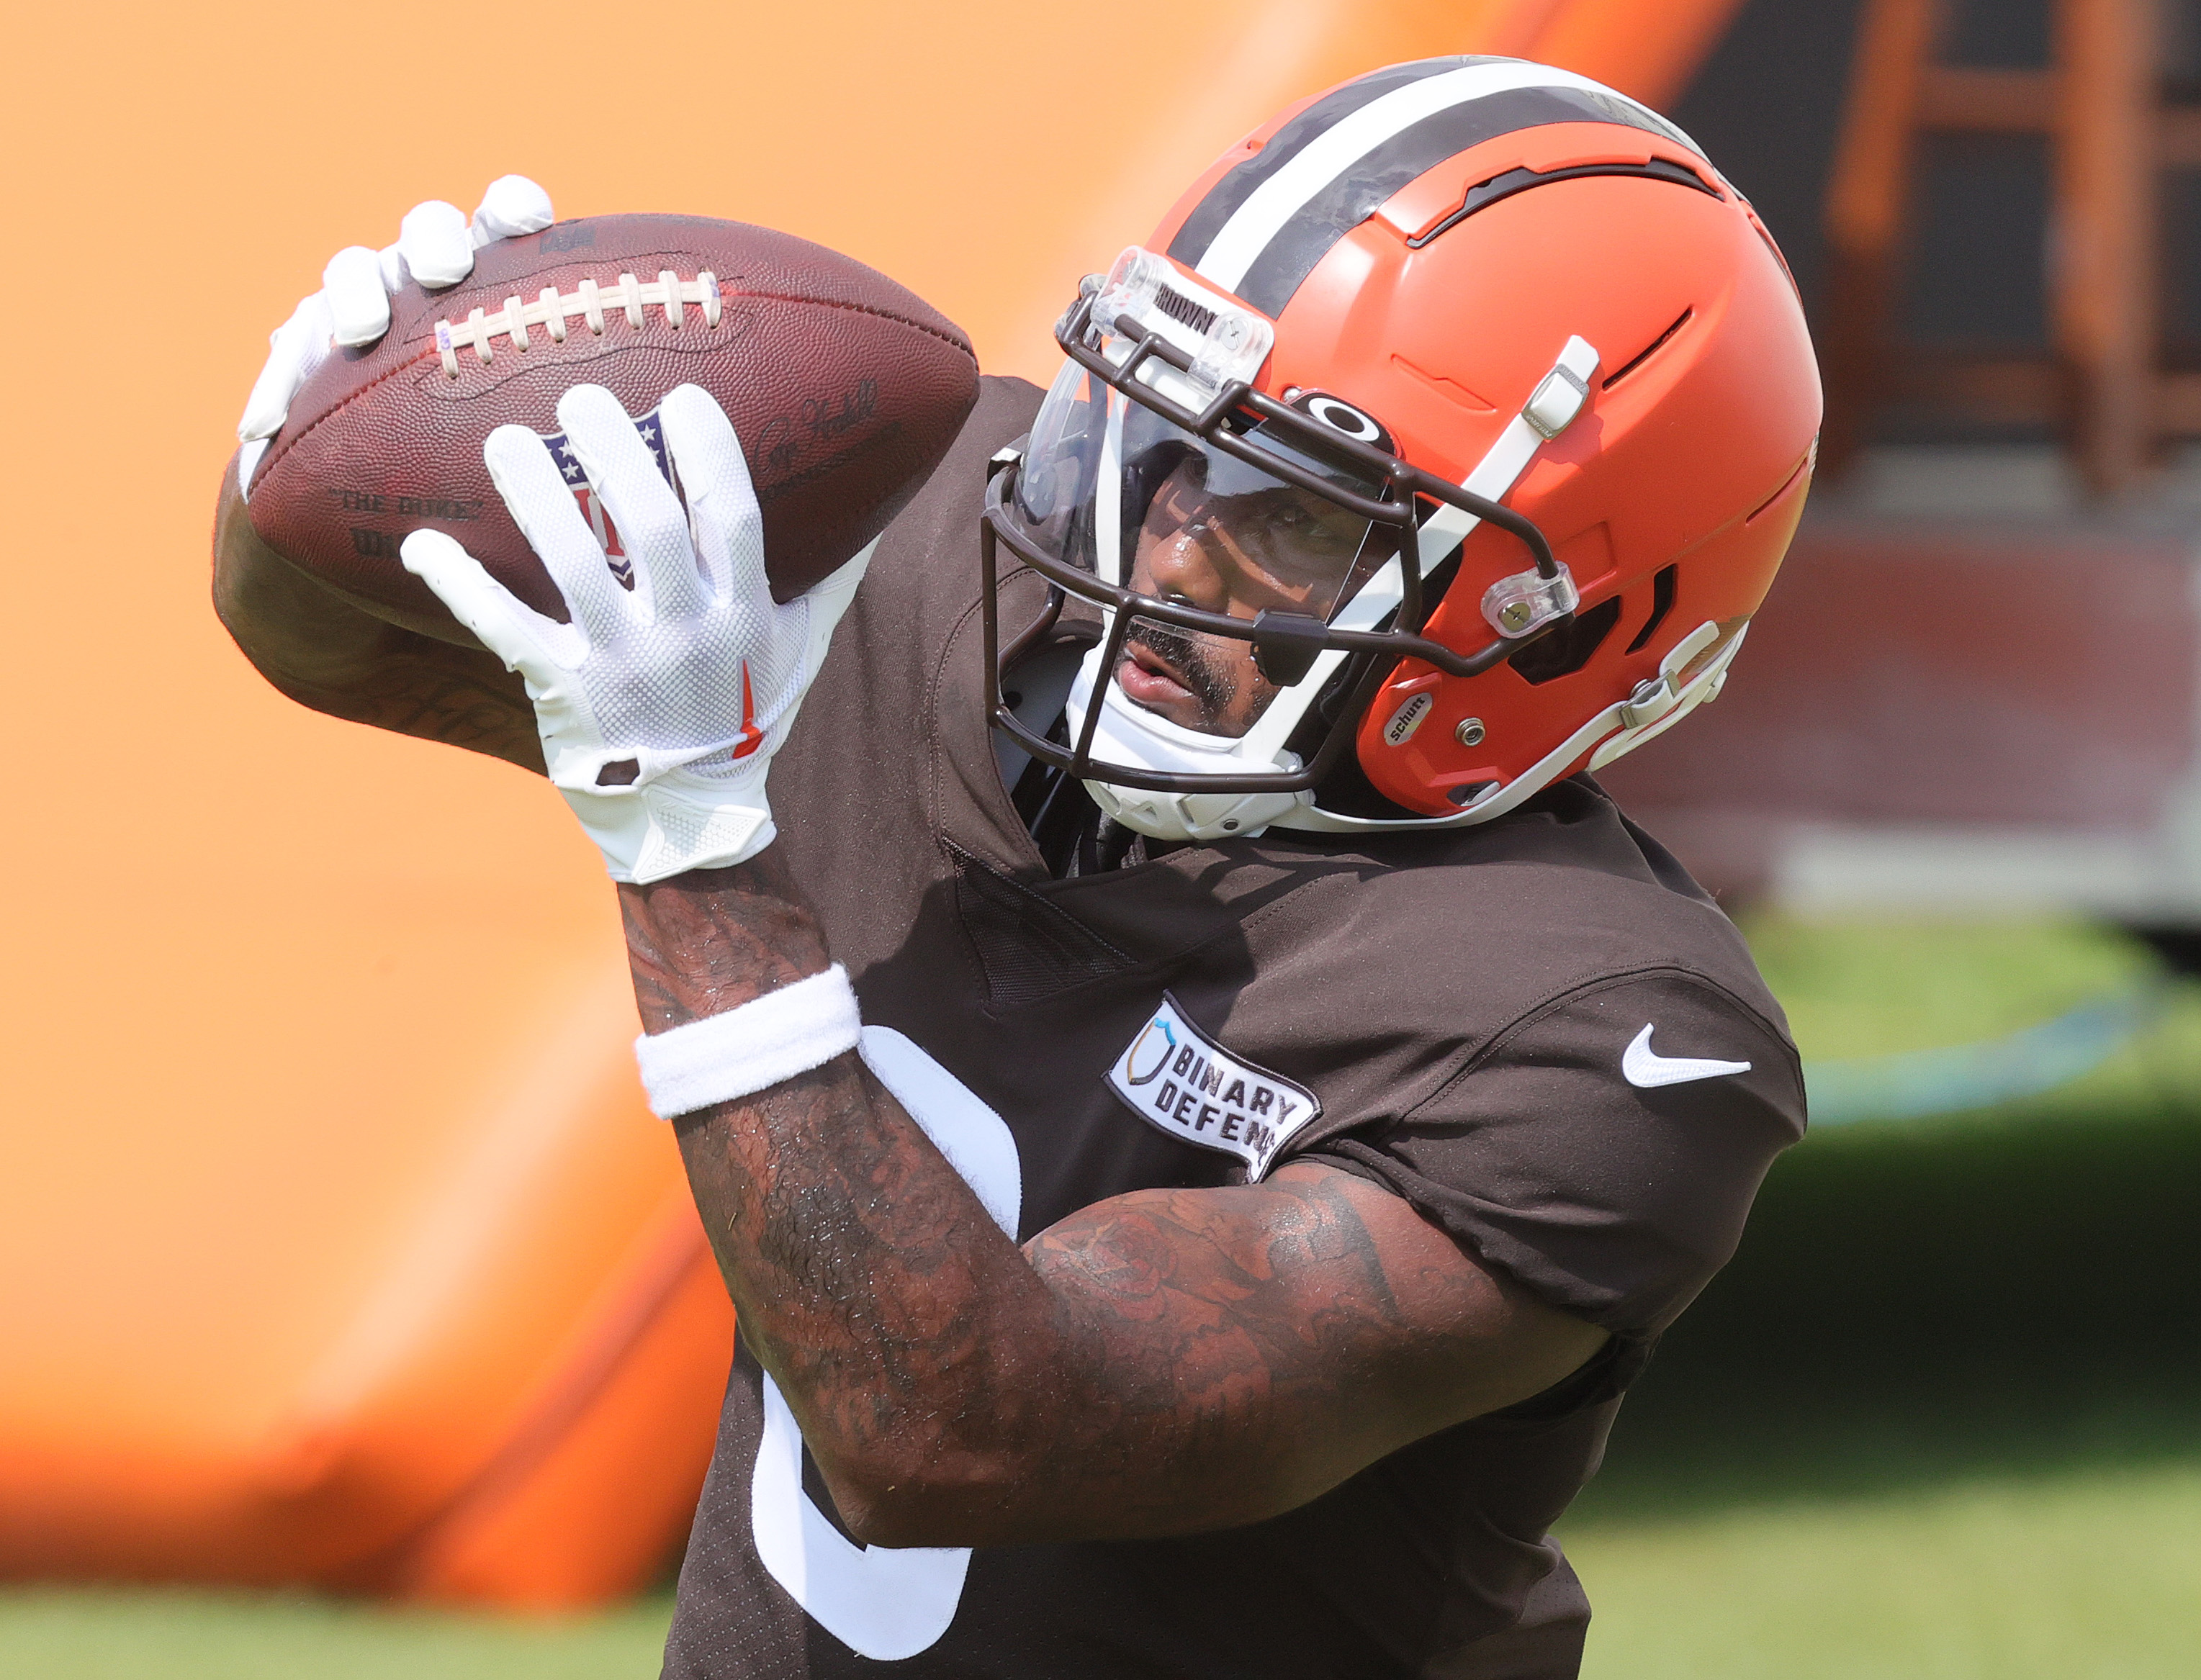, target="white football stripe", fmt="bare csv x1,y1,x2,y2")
1192,62,1678,294
1621,1023,1752,1089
